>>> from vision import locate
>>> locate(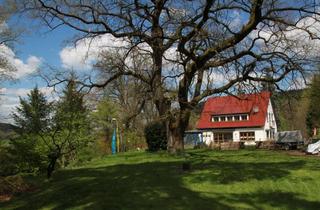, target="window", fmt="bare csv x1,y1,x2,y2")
241,115,248,121
266,130,270,139
240,132,255,141
211,114,249,122
212,116,219,122
270,128,275,139
214,133,233,143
